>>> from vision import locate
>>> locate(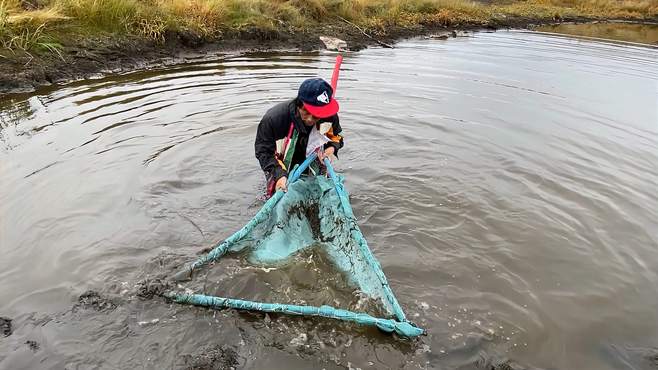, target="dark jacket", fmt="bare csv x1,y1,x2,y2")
255,98,343,182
